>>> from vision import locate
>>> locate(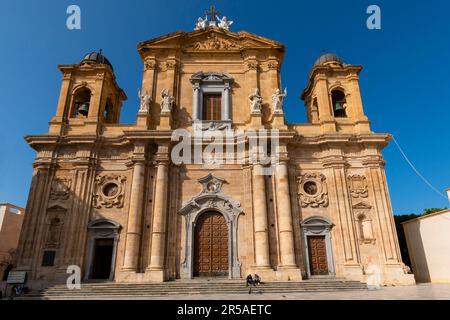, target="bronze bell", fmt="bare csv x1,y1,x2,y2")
77,103,89,116
334,101,344,112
